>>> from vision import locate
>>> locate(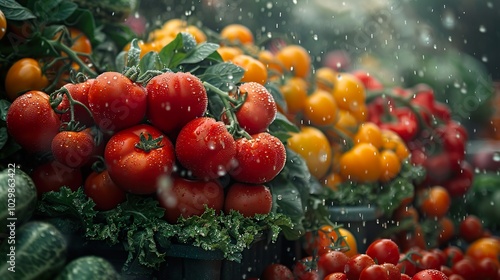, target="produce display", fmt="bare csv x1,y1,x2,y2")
0,1,499,280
